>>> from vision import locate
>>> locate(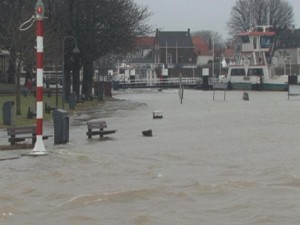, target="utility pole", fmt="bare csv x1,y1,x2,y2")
19,0,48,156
31,0,47,155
